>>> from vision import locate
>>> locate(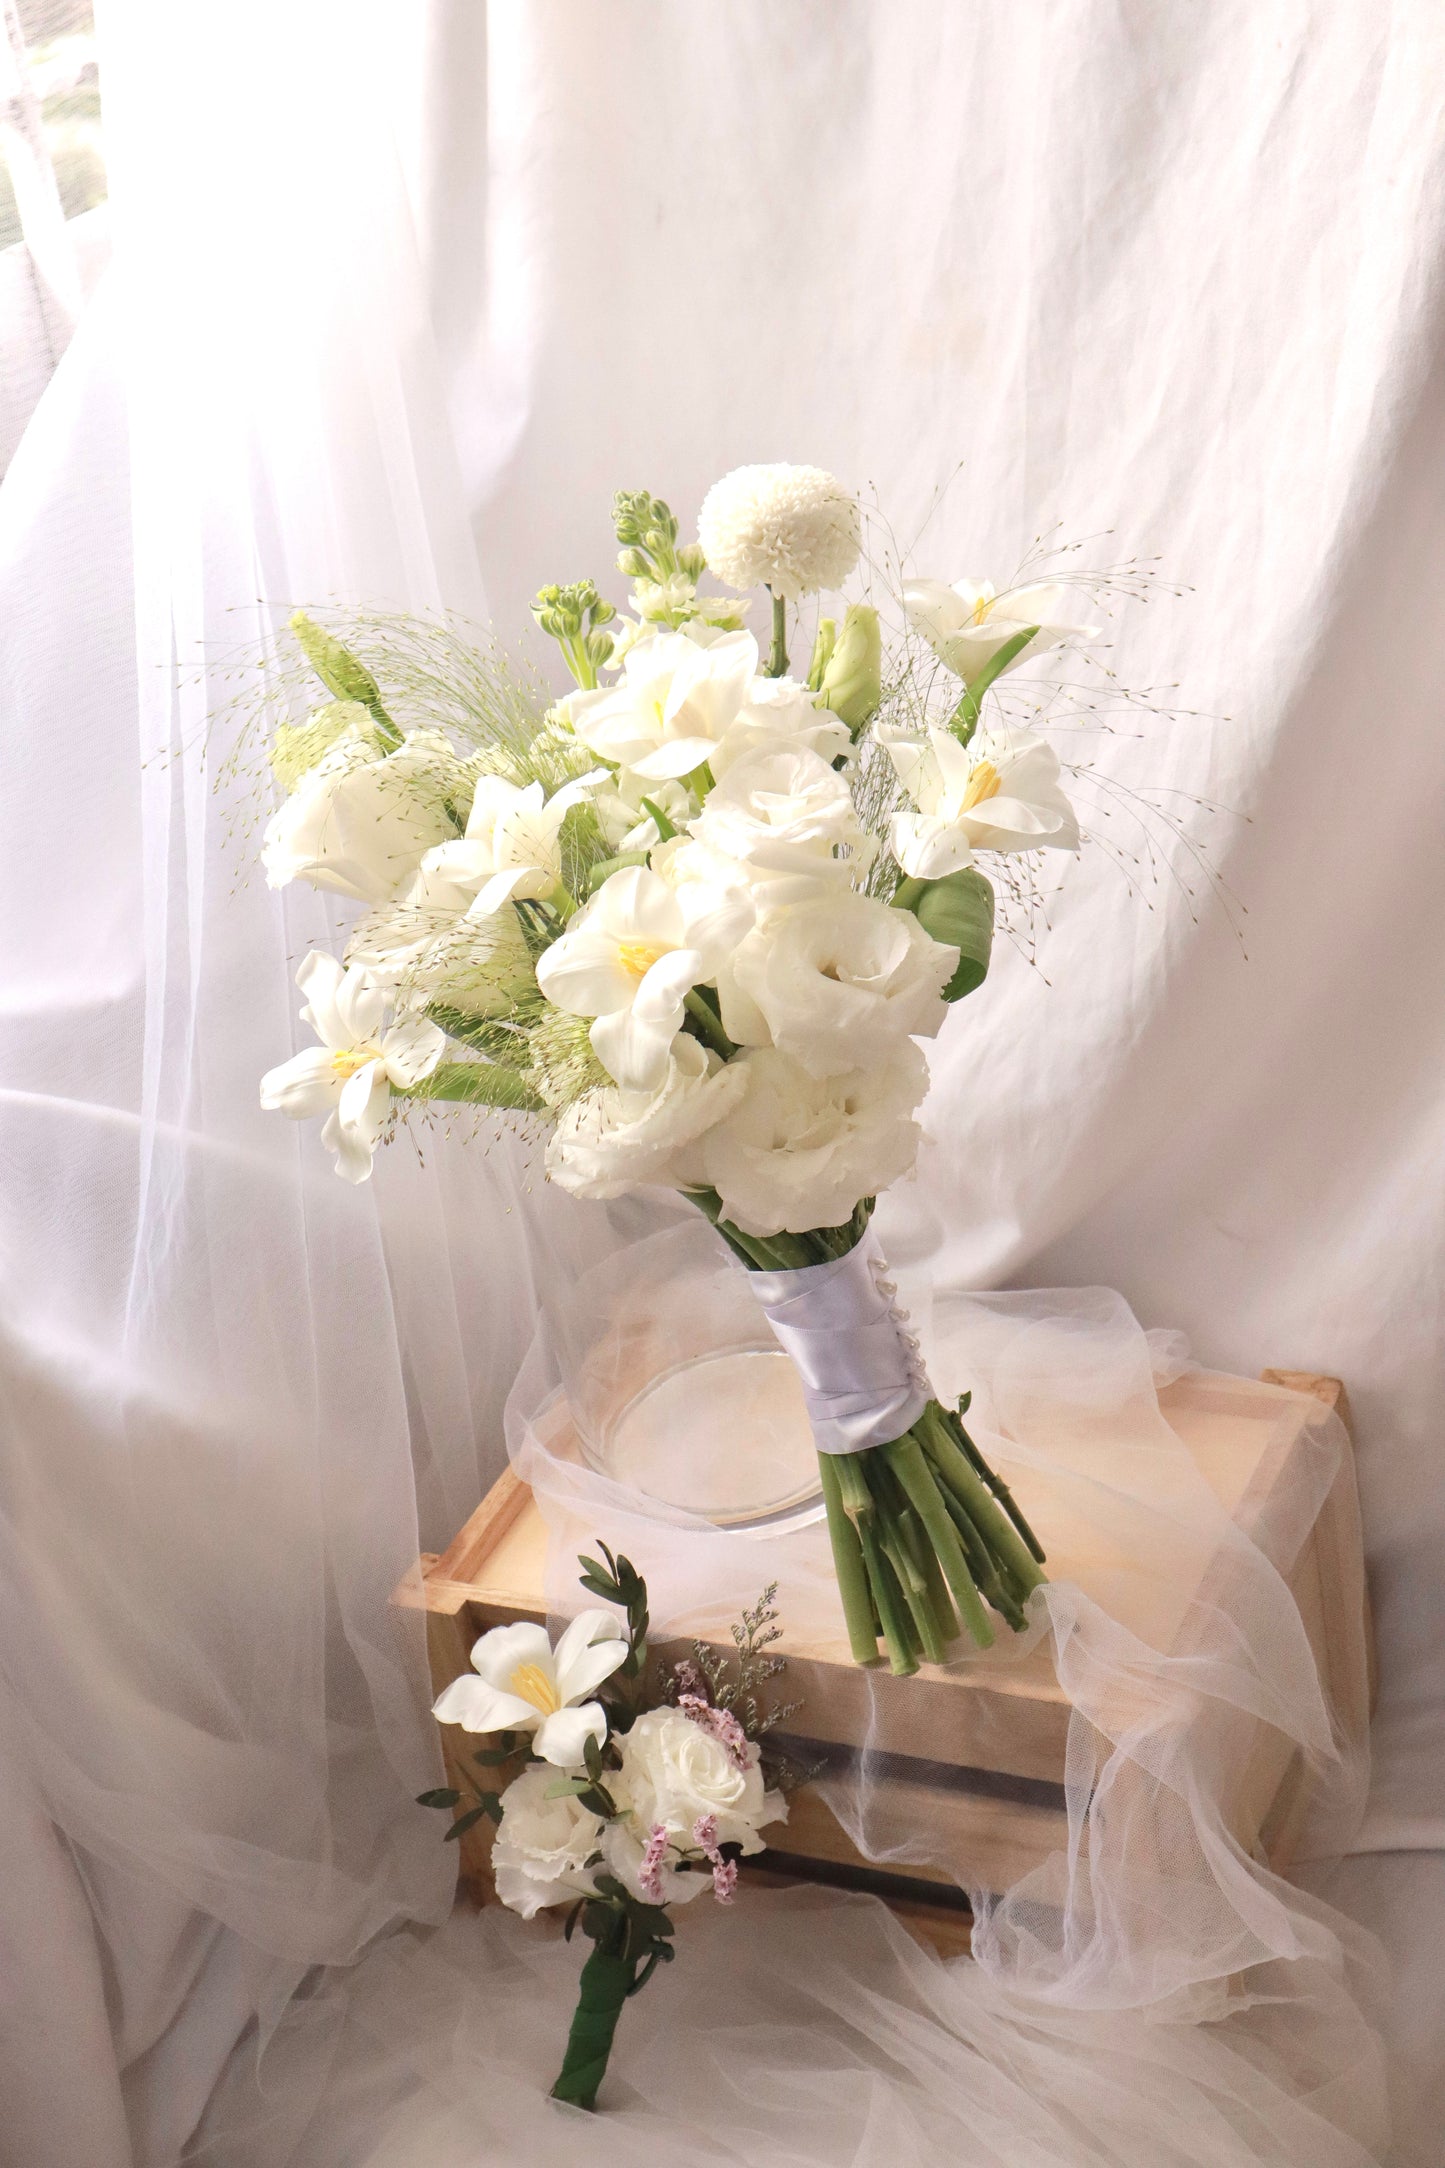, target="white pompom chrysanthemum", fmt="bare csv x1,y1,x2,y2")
698,464,860,601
